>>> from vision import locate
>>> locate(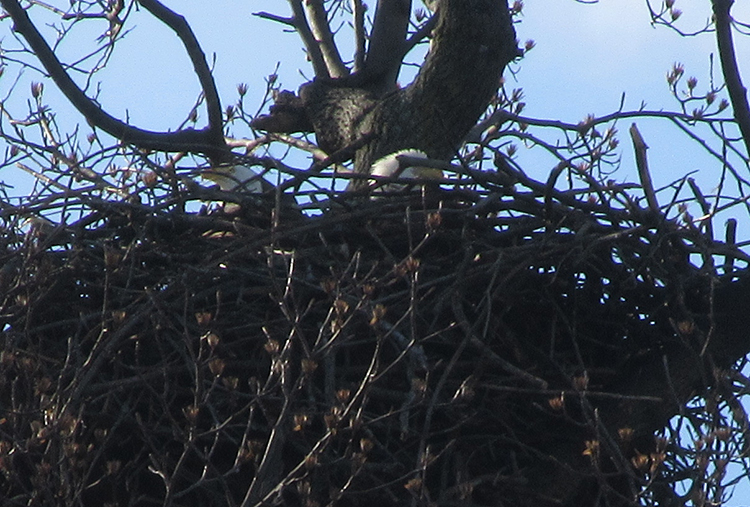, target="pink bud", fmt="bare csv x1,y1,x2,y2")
31,82,43,98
